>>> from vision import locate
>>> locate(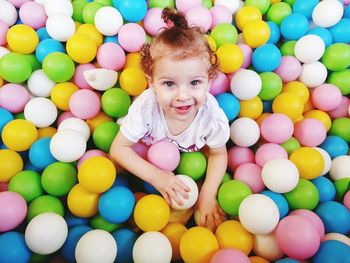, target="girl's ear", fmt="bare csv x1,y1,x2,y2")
145,74,154,88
